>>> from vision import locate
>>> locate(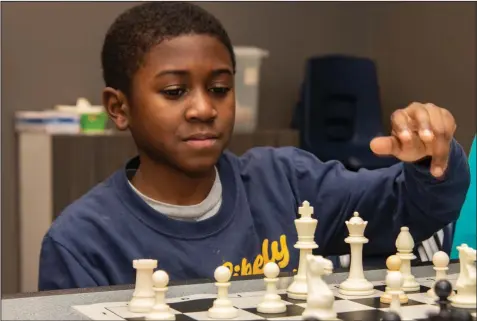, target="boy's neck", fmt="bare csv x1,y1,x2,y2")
130,156,217,206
